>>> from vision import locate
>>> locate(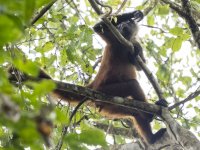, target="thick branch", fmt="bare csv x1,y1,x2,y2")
161,0,185,16
161,108,200,149
181,0,200,49
54,80,162,115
